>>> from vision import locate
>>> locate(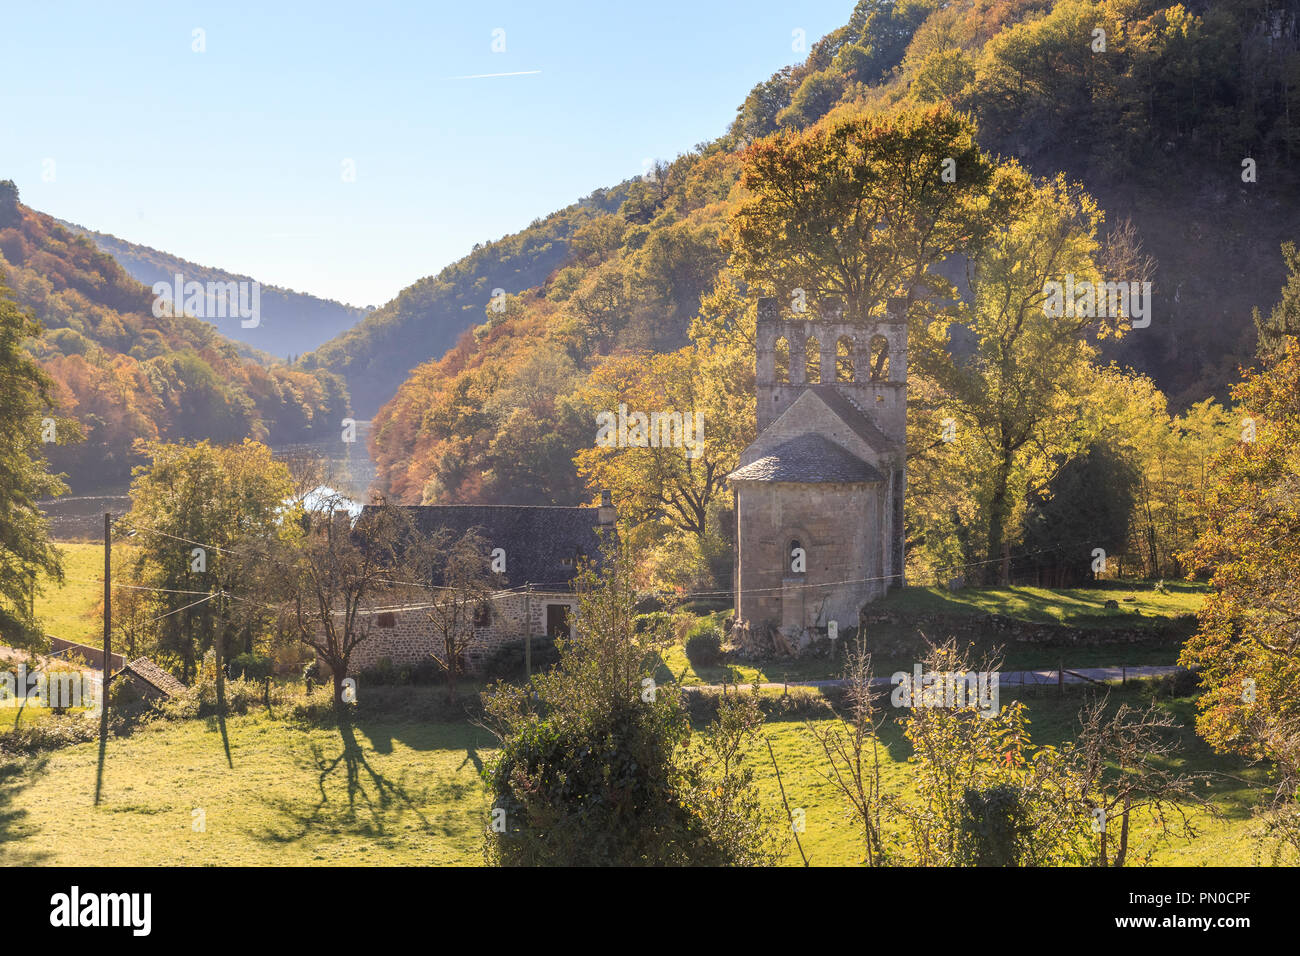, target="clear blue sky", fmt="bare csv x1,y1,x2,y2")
0,1,852,307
